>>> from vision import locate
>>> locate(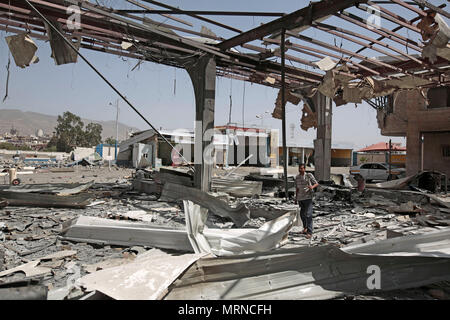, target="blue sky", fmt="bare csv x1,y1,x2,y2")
1,0,443,148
